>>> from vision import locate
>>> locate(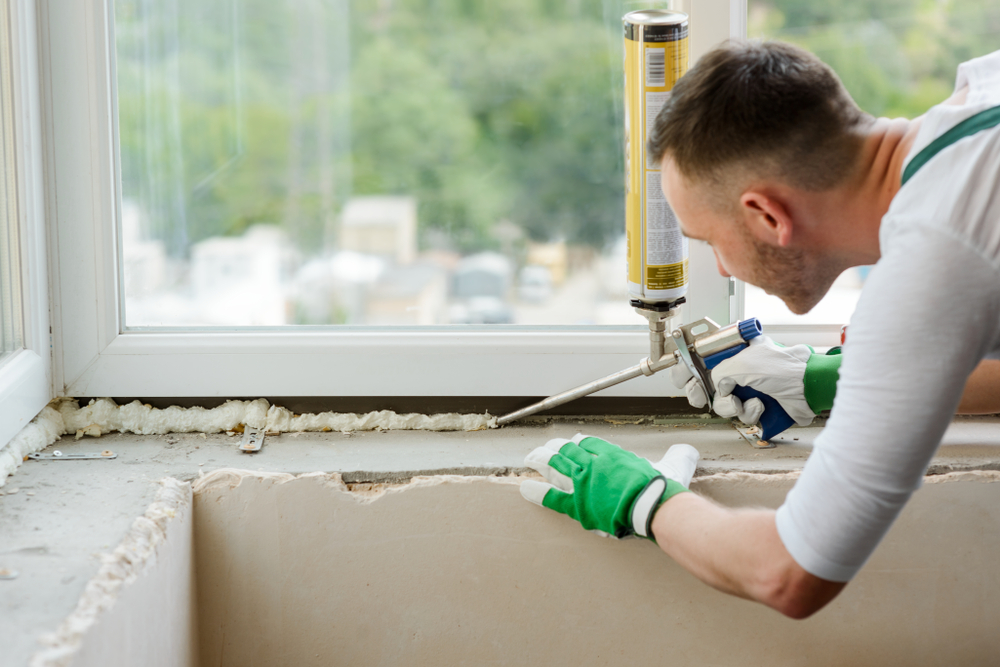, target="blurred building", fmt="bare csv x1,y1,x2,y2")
292,251,385,325
526,240,567,286
120,200,167,299
517,265,553,303
190,225,296,325
339,196,417,265
598,235,628,300
449,252,513,324
366,263,448,326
